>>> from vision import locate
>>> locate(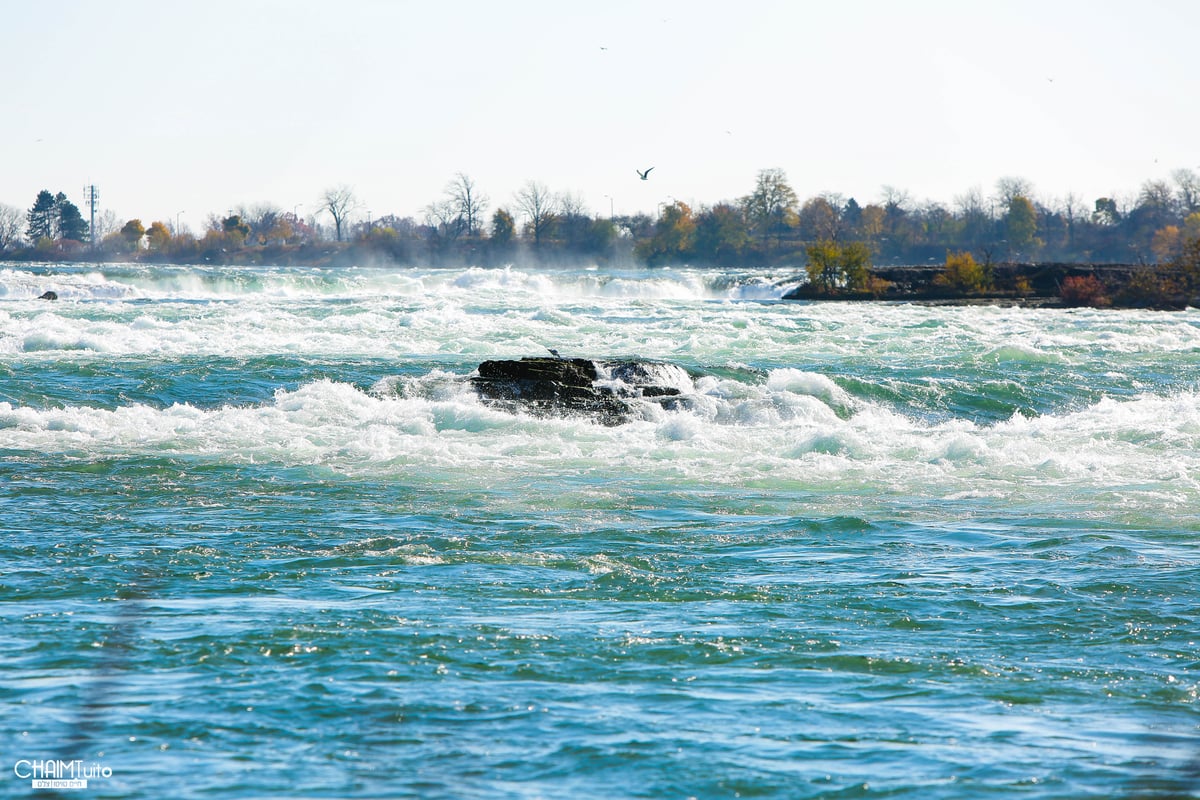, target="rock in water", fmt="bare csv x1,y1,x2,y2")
38,291,58,300
471,357,686,425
